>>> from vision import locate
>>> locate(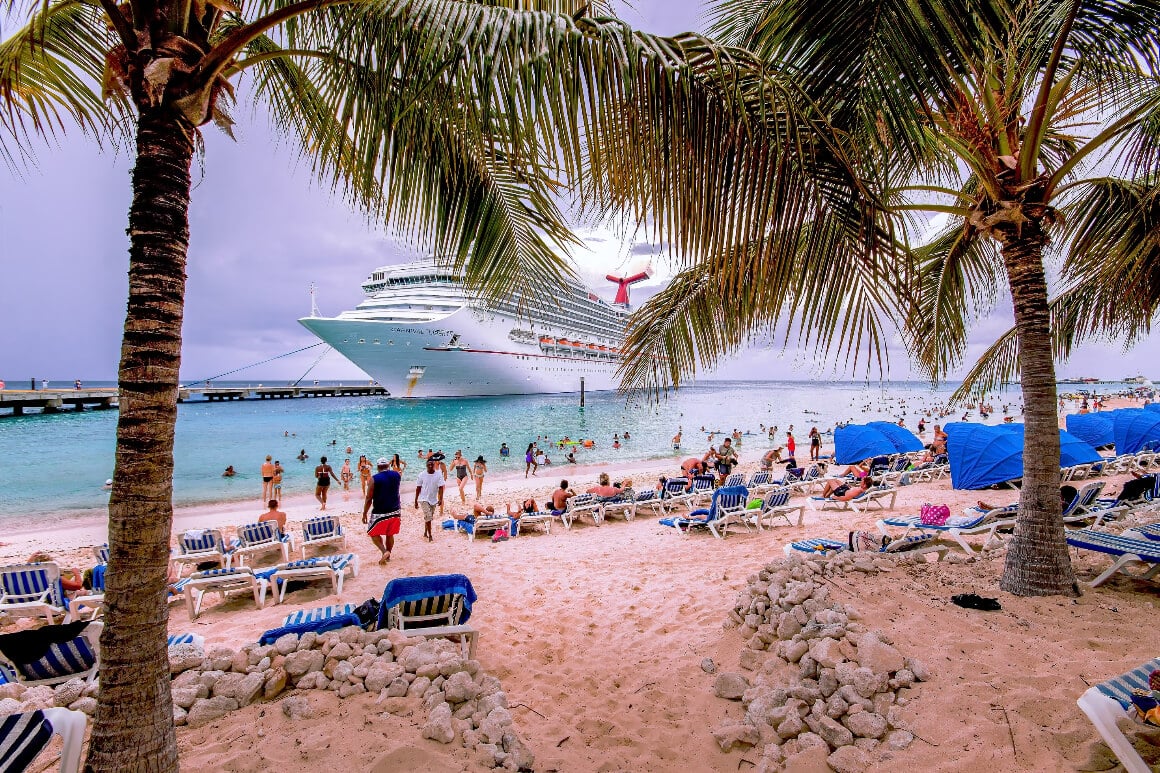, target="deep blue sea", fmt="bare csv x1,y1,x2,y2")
0,379,1046,518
